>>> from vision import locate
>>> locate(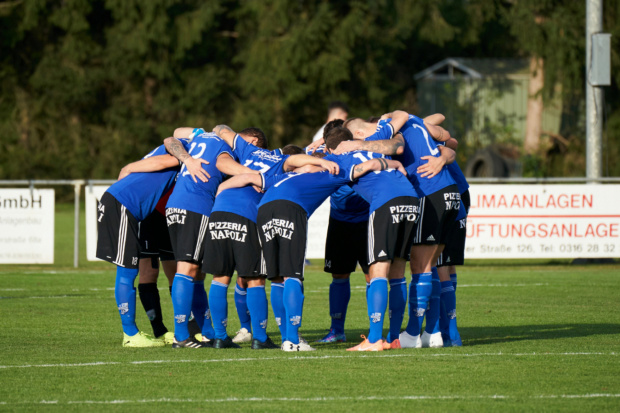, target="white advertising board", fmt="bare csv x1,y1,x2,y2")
0,189,55,263
306,199,330,259
466,184,620,259
85,185,109,261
